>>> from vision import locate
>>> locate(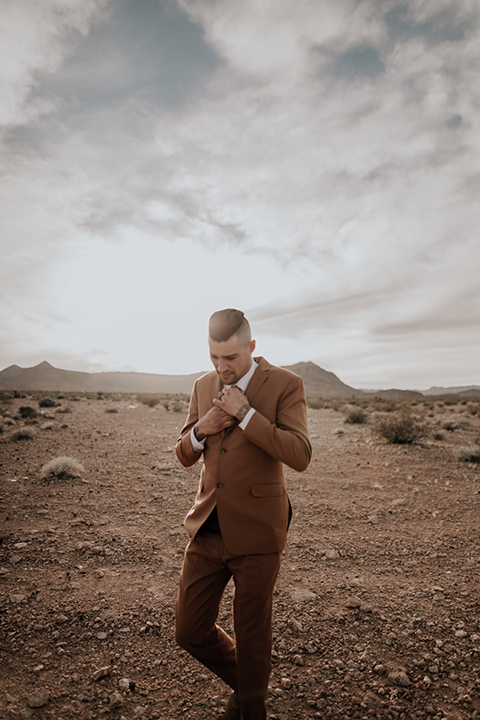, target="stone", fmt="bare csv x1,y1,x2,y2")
27,690,50,708
92,665,112,681
109,691,124,709
292,589,316,602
